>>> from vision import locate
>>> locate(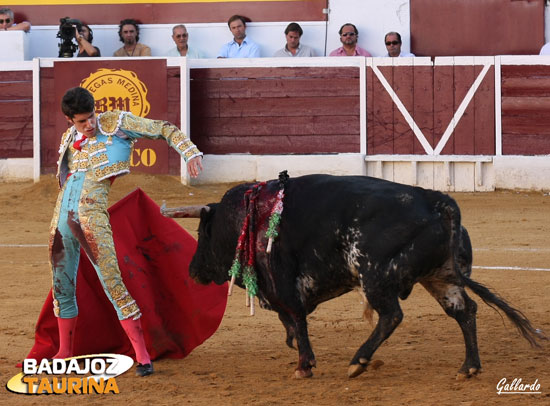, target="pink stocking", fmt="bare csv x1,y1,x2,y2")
53,316,77,359
119,318,151,365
